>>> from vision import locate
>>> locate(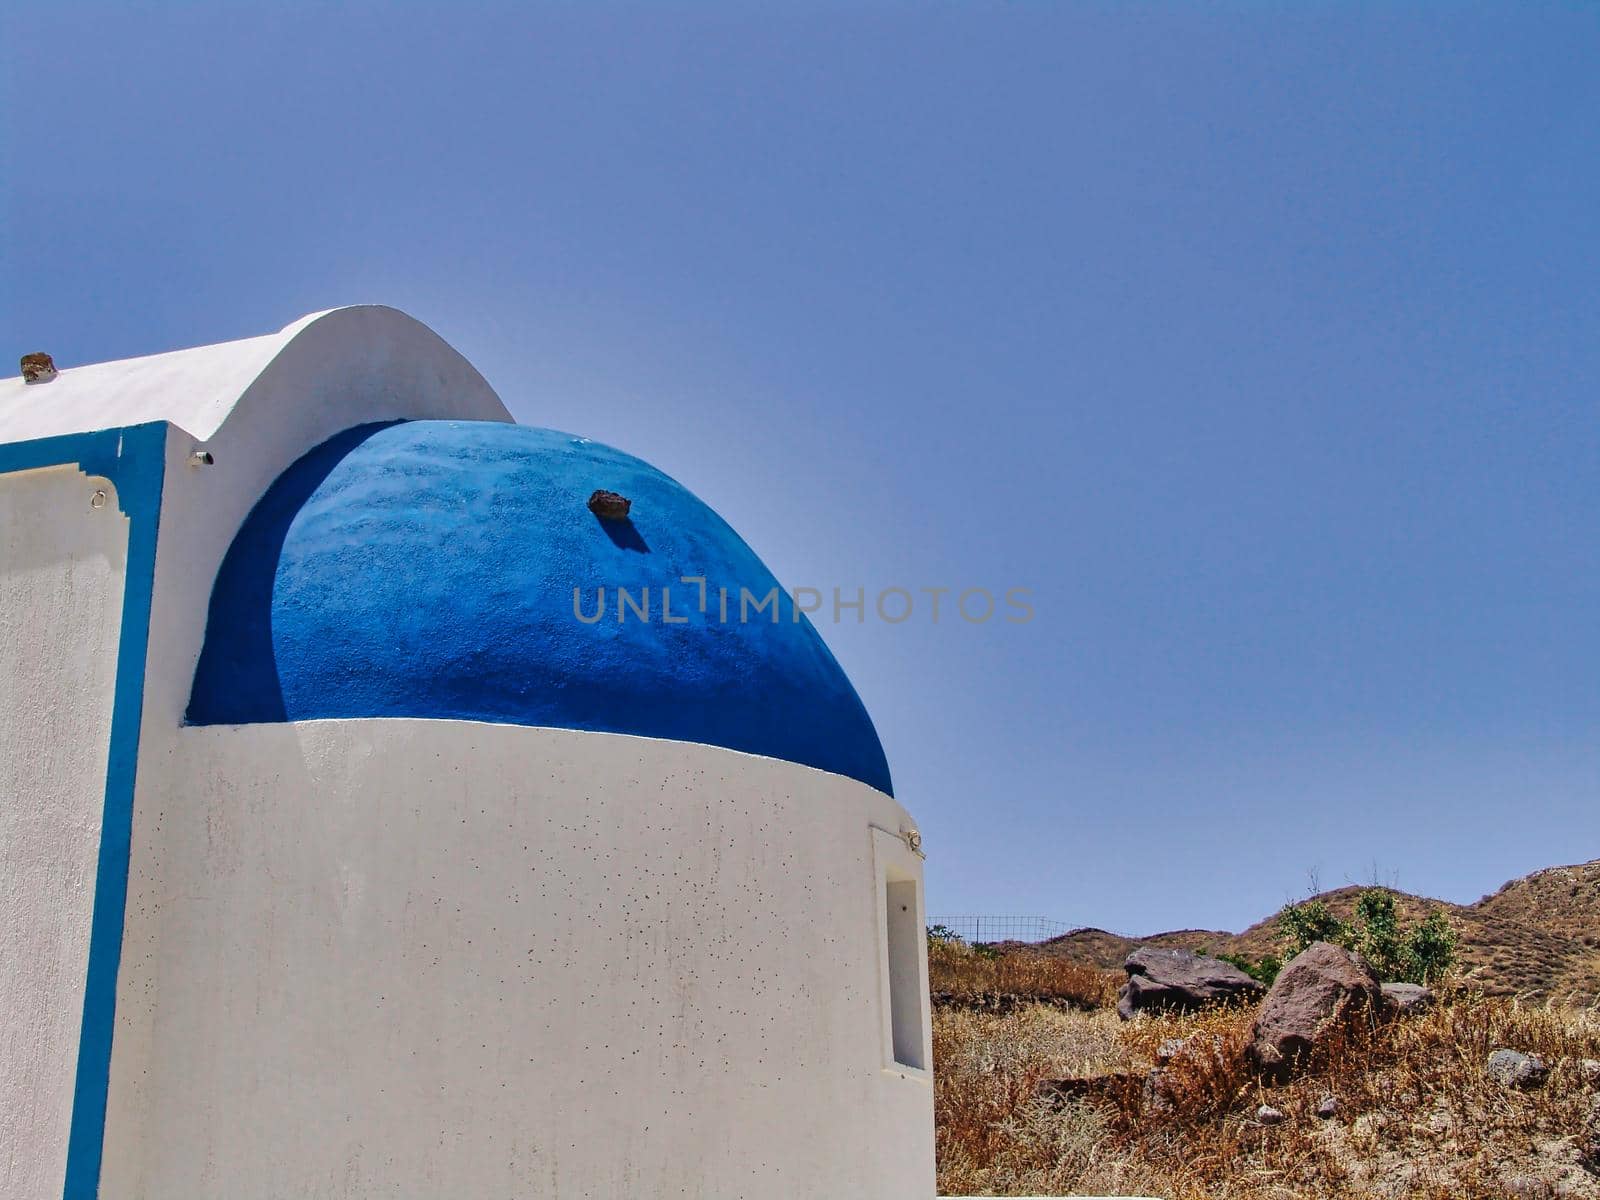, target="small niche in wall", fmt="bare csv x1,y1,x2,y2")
885,878,925,1071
